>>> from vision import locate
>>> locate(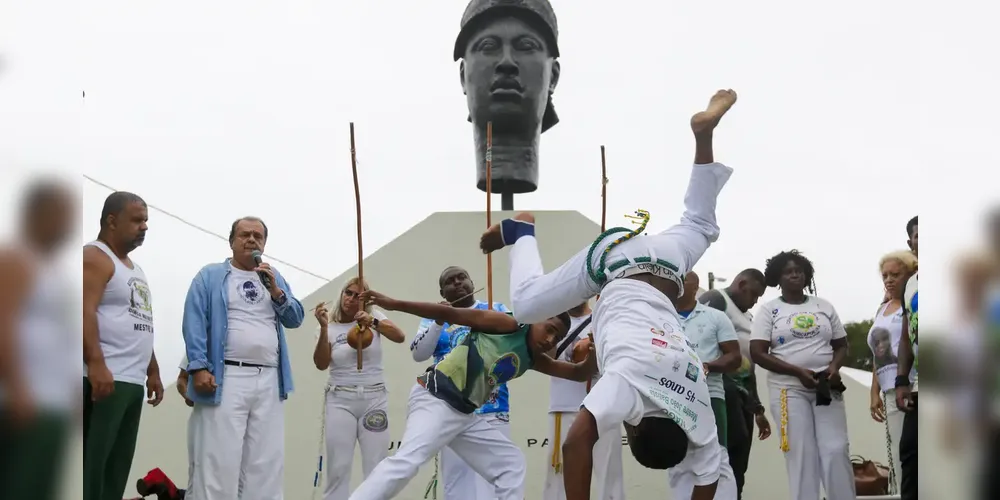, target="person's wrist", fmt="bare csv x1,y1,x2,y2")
895,375,911,388
271,289,286,302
